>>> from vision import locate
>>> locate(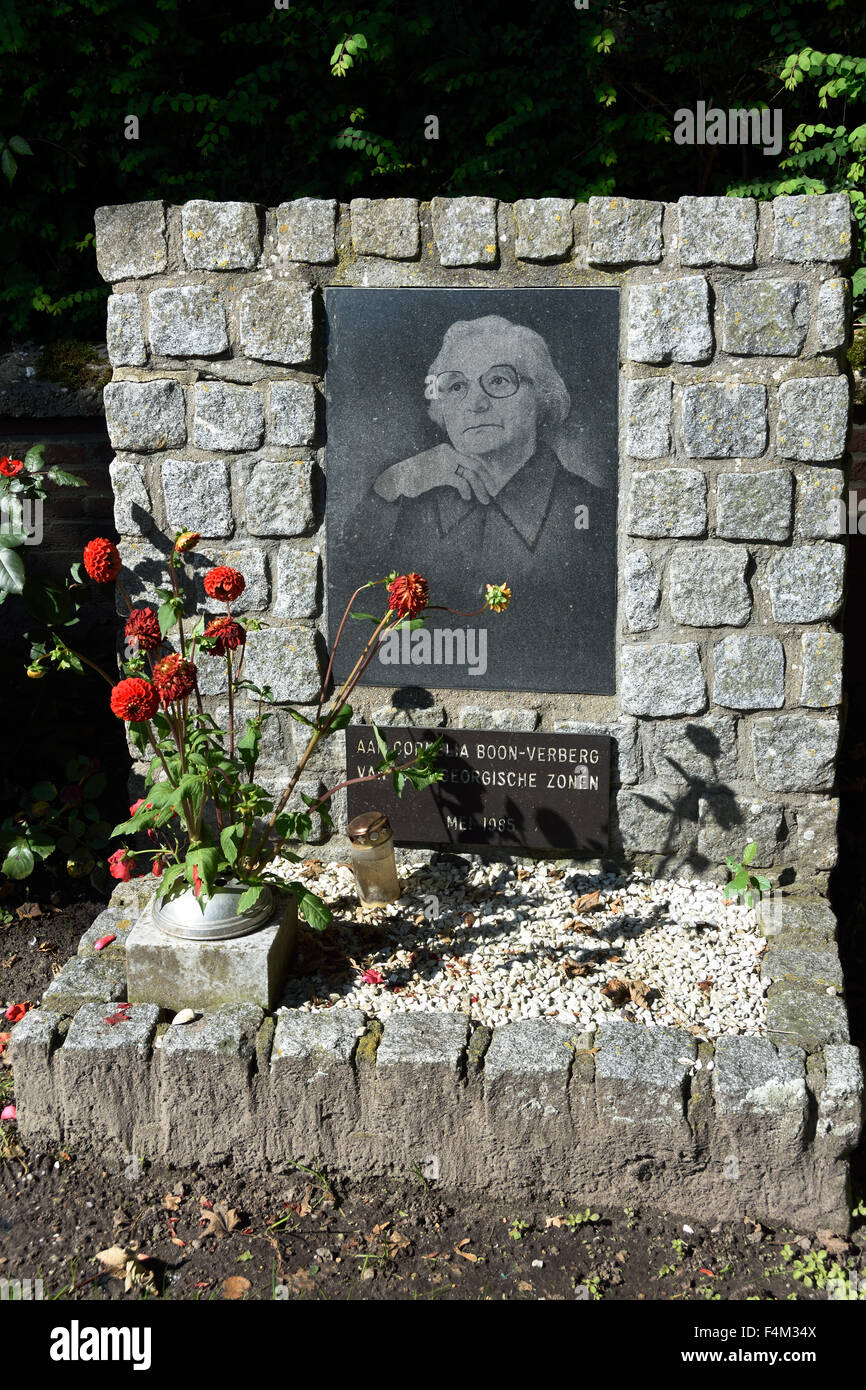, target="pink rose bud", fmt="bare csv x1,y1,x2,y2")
1,1105,16,1122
